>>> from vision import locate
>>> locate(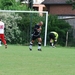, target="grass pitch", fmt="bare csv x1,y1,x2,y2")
0,45,75,75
